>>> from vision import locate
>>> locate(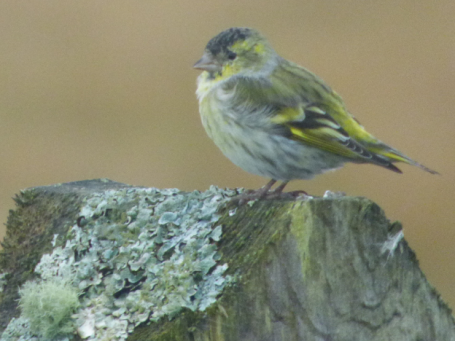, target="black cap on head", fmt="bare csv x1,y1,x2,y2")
206,27,254,56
